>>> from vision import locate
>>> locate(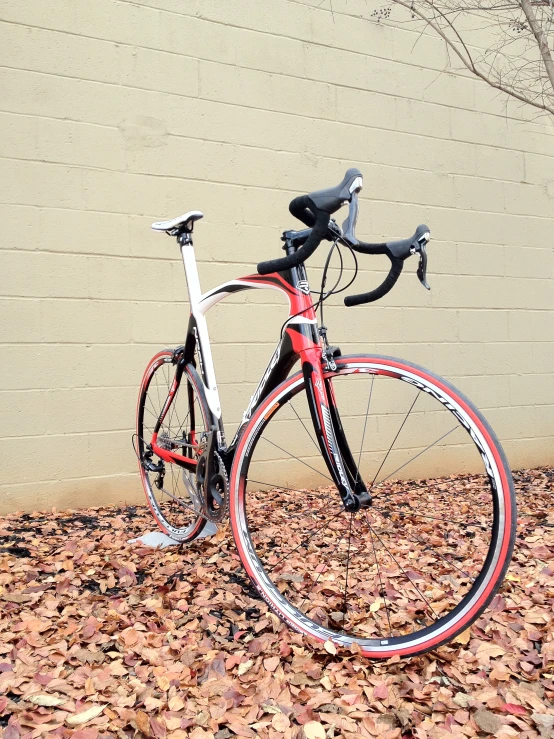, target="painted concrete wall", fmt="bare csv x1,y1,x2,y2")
0,0,553,513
